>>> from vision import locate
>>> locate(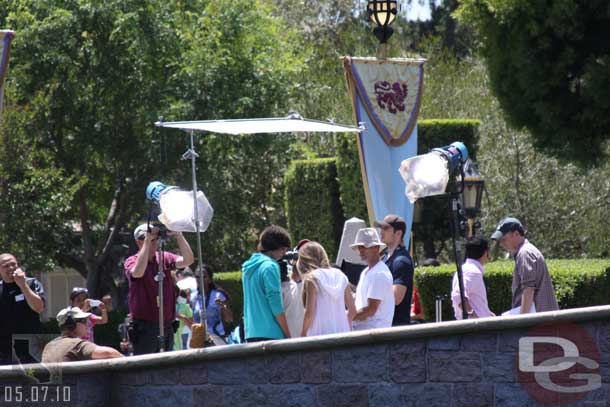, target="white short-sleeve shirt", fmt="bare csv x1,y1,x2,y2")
353,260,394,330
